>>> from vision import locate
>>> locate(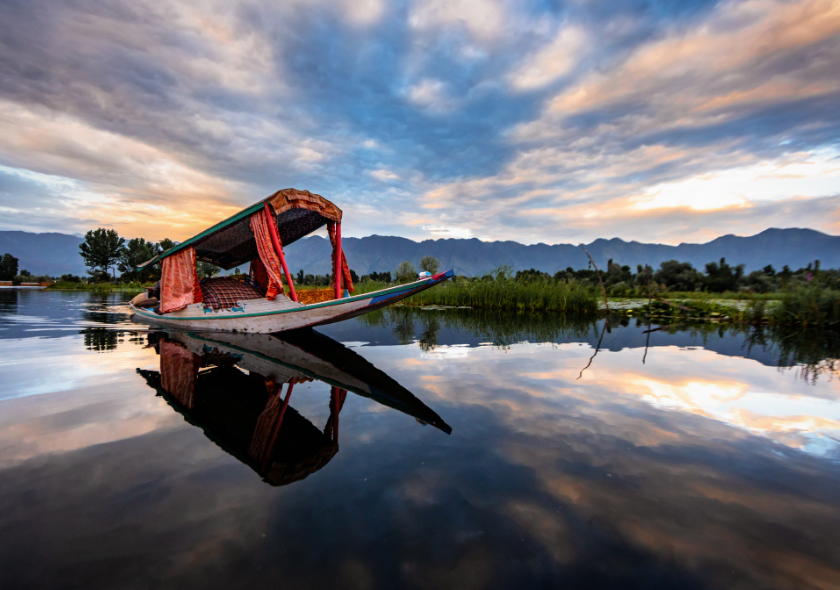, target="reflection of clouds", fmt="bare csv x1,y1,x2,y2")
0,335,154,401
3,317,840,587
0,386,181,468
344,334,840,586
421,344,470,360
536,344,840,455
